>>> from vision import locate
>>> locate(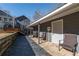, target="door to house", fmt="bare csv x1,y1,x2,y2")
51,19,63,44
